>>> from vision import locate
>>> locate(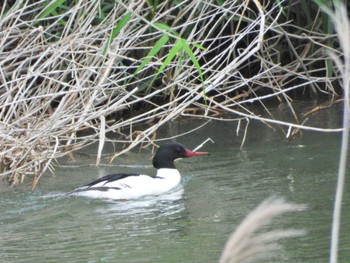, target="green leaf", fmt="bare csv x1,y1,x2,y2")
31,0,66,26
151,39,185,83
38,0,66,20
313,0,333,16
134,34,170,75
183,42,206,102
182,42,204,83
149,0,160,13
193,43,206,51
103,13,131,55
154,22,179,36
